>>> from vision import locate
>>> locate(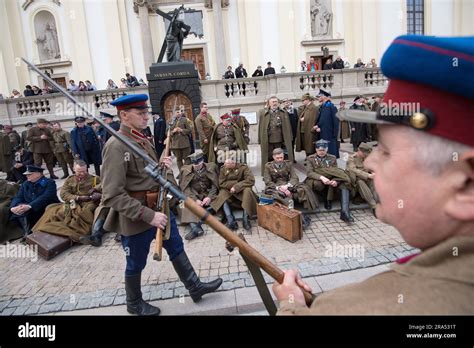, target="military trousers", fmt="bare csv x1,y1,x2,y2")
356,179,376,208
33,152,54,168
55,151,74,172
172,147,191,171
121,212,184,276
